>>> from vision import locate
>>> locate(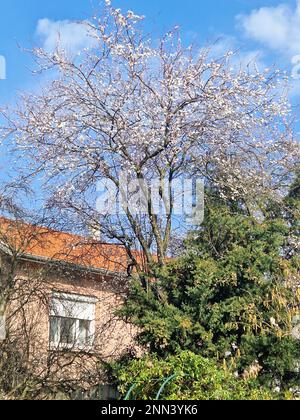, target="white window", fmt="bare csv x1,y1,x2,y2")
49,292,97,350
